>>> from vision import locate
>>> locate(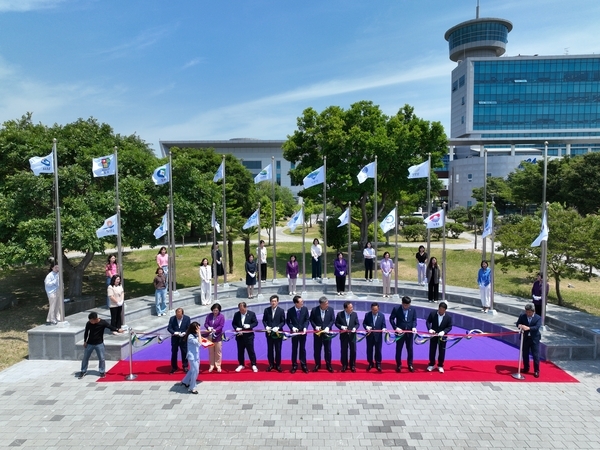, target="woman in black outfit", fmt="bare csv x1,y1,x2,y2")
426,257,441,302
